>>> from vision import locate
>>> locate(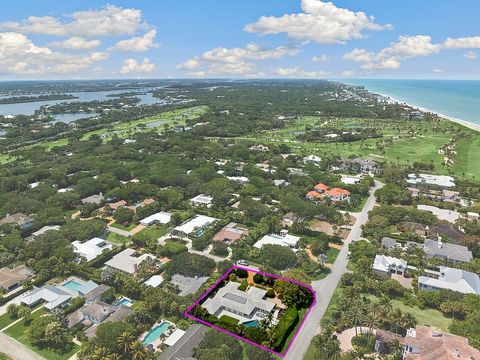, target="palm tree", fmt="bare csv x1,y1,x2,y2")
117,331,134,354
348,306,367,336
91,347,112,360
106,354,122,360
129,340,151,360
